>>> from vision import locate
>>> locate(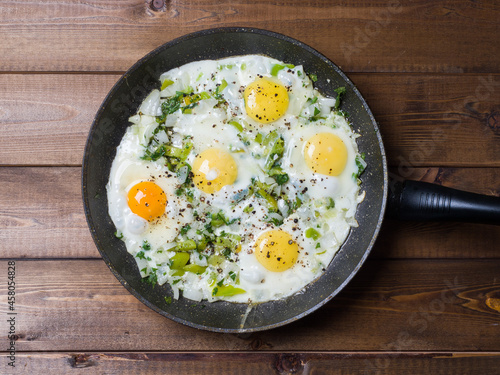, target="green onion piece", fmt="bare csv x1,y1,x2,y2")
196,238,208,251
215,79,228,98
229,120,243,132
254,132,263,143
161,79,174,90
208,255,225,266
164,145,184,158
200,91,211,100
172,240,197,252
214,234,241,253
256,188,278,211
305,228,321,240
211,218,225,228
271,63,294,76
172,269,185,277
271,64,285,76
170,252,190,269
212,285,246,297
183,264,207,275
